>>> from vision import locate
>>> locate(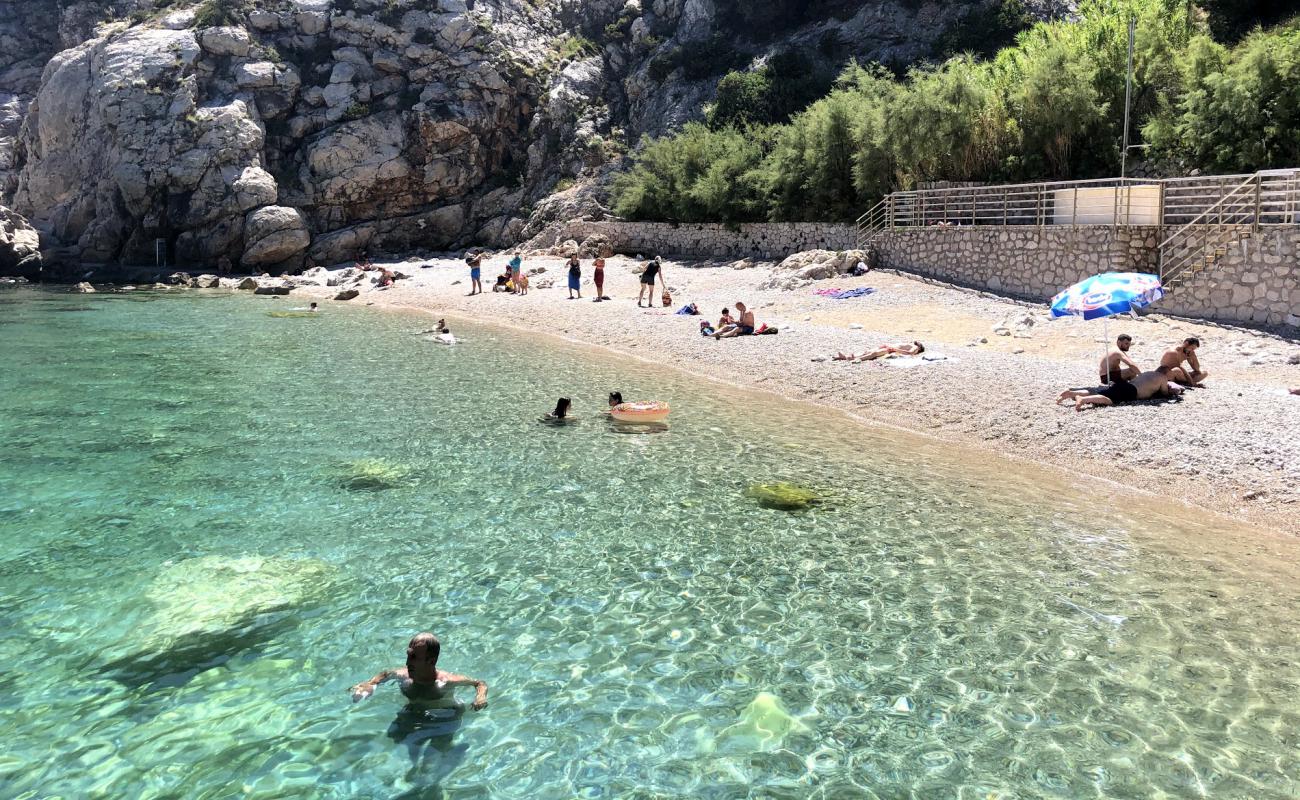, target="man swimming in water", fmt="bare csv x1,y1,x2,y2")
350,632,488,711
